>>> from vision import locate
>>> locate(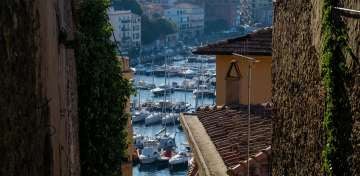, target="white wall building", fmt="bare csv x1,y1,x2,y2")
164,3,204,40
151,0,177,7
108,8,141,50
